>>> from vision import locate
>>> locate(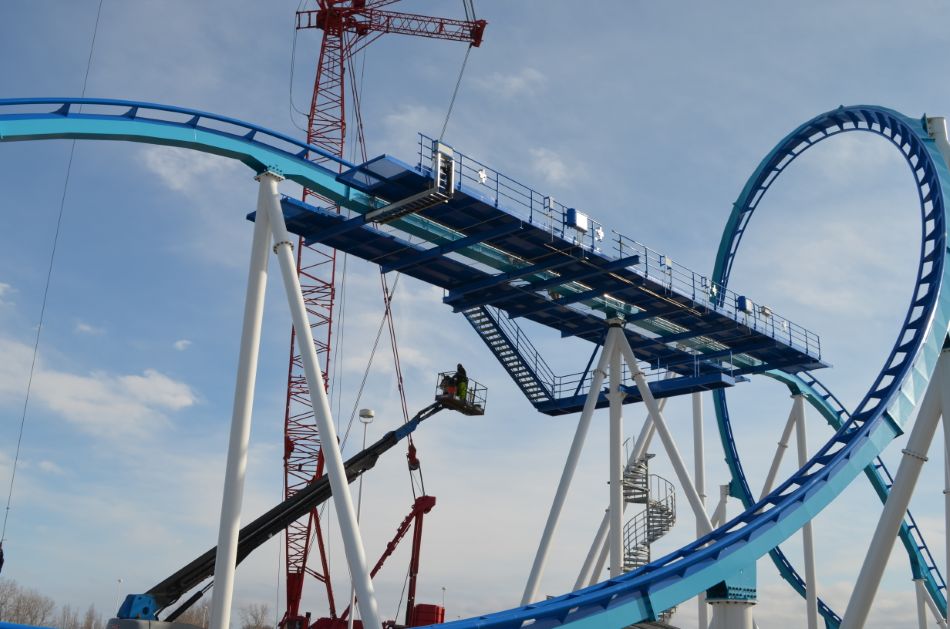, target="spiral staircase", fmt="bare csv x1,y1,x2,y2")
623,455,677,626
